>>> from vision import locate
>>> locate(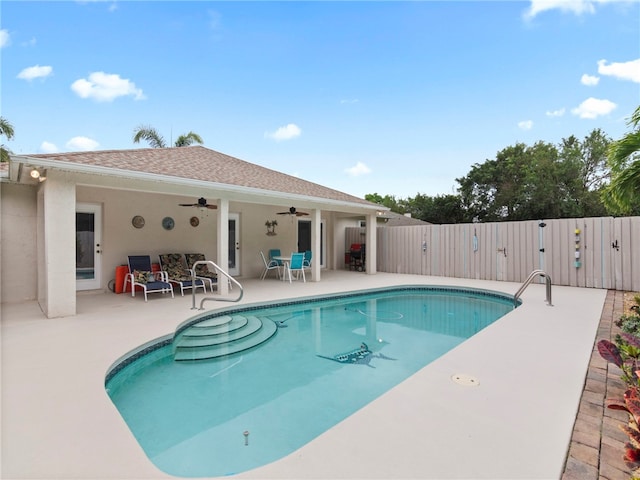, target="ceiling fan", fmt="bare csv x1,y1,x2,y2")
179,197,217,209
277,206,309,217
